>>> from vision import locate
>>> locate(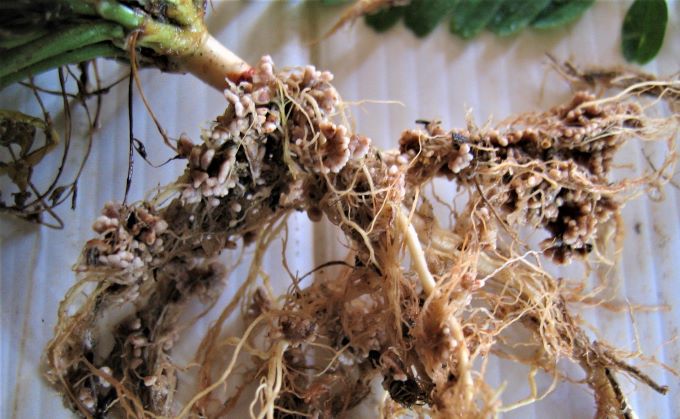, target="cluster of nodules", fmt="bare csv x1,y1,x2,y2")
177,56,371,217
480,91,631,178
175,57,286,206
70,261,227,416
271,269,421,415
72,315,175,415
398,92,637,262
273,58,370,175
317,121,371,174
398,122,474,180
80,202,168,298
